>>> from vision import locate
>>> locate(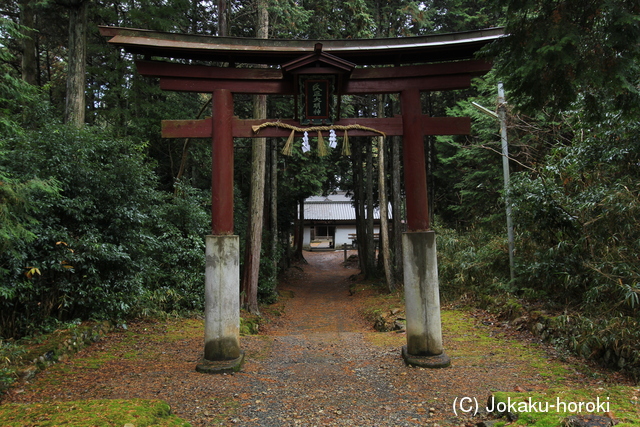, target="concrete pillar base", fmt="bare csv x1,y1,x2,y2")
402,346,451,369
402,231,449,367
196,351,245,374
198,235,243,373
